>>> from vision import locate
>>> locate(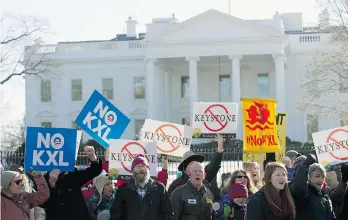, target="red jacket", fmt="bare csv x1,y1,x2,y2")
81,161,168,201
